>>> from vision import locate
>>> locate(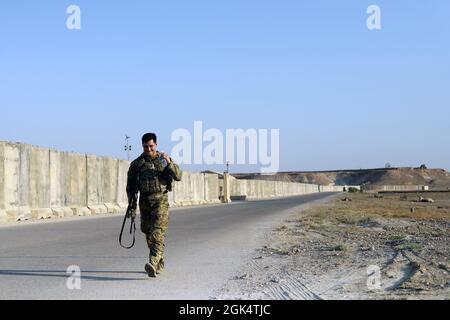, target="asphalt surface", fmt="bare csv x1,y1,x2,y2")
0,193,336,300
